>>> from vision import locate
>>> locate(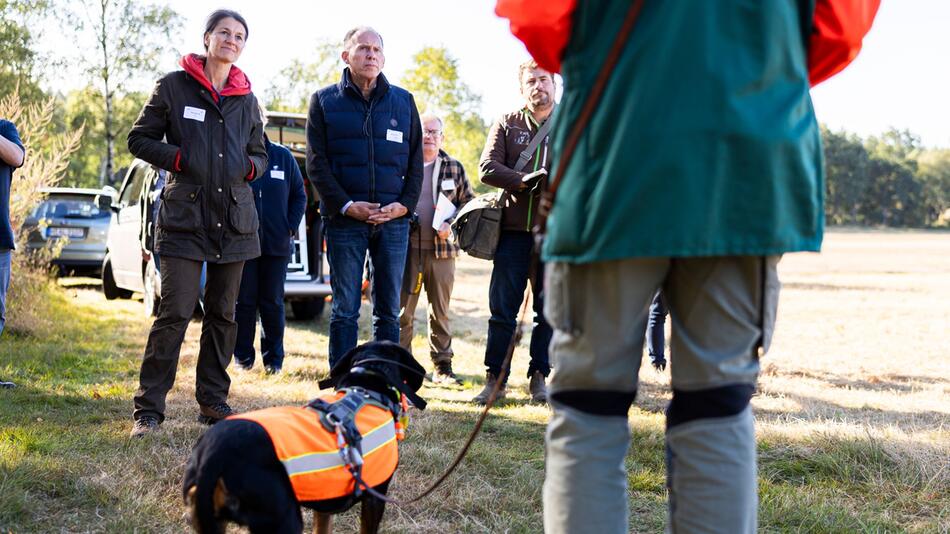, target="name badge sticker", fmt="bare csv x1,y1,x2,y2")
270,170,285,180
386,129,403,143
183,106,206,122
441,179,456,191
